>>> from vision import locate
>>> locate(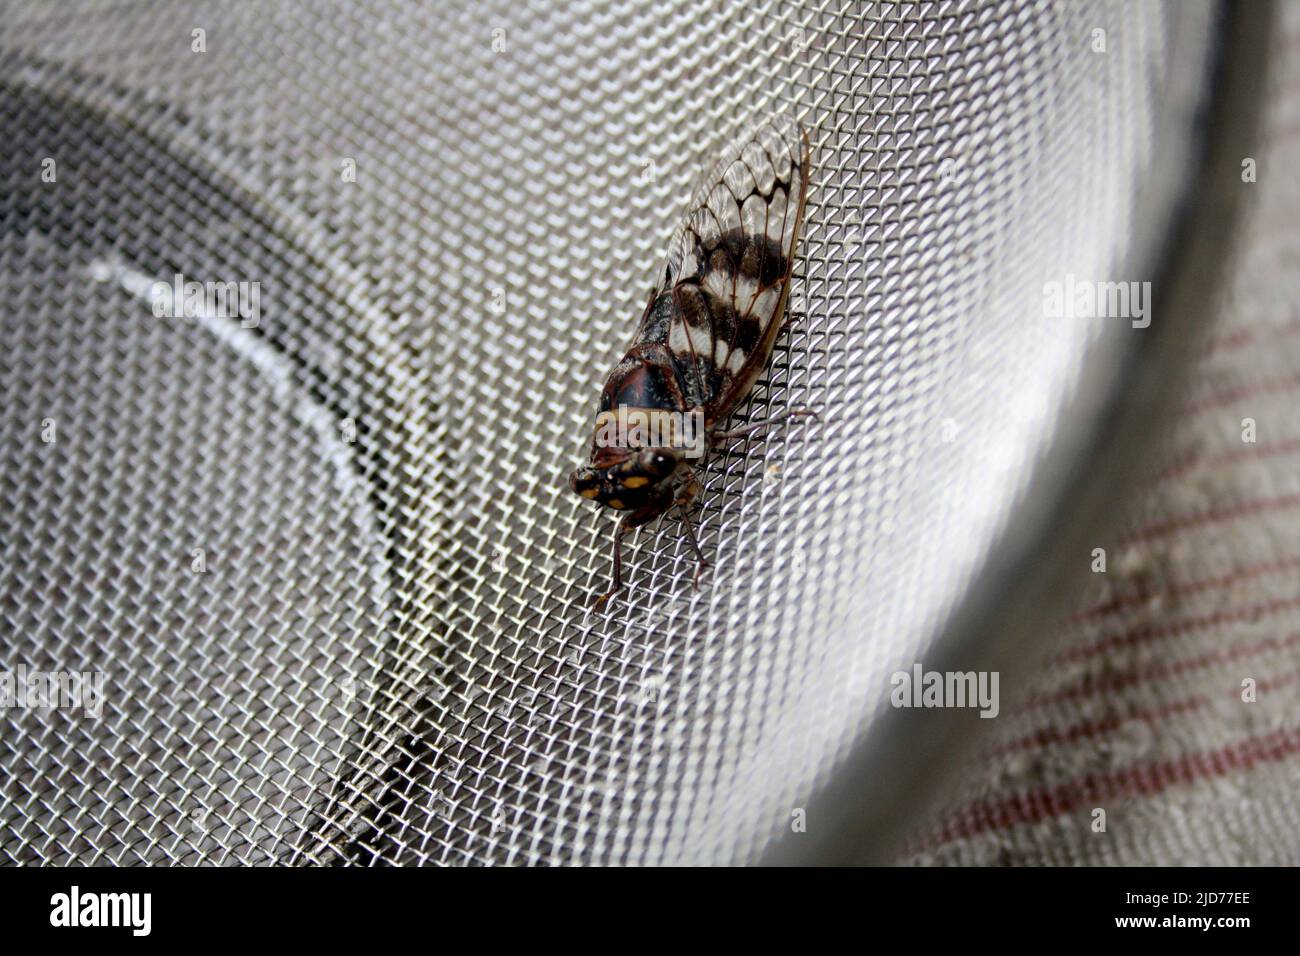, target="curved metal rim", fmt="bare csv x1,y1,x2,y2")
0,67,446,864
763,0,1276,865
